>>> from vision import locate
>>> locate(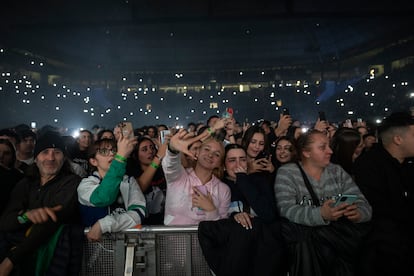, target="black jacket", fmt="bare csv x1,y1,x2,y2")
0,172,81,265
